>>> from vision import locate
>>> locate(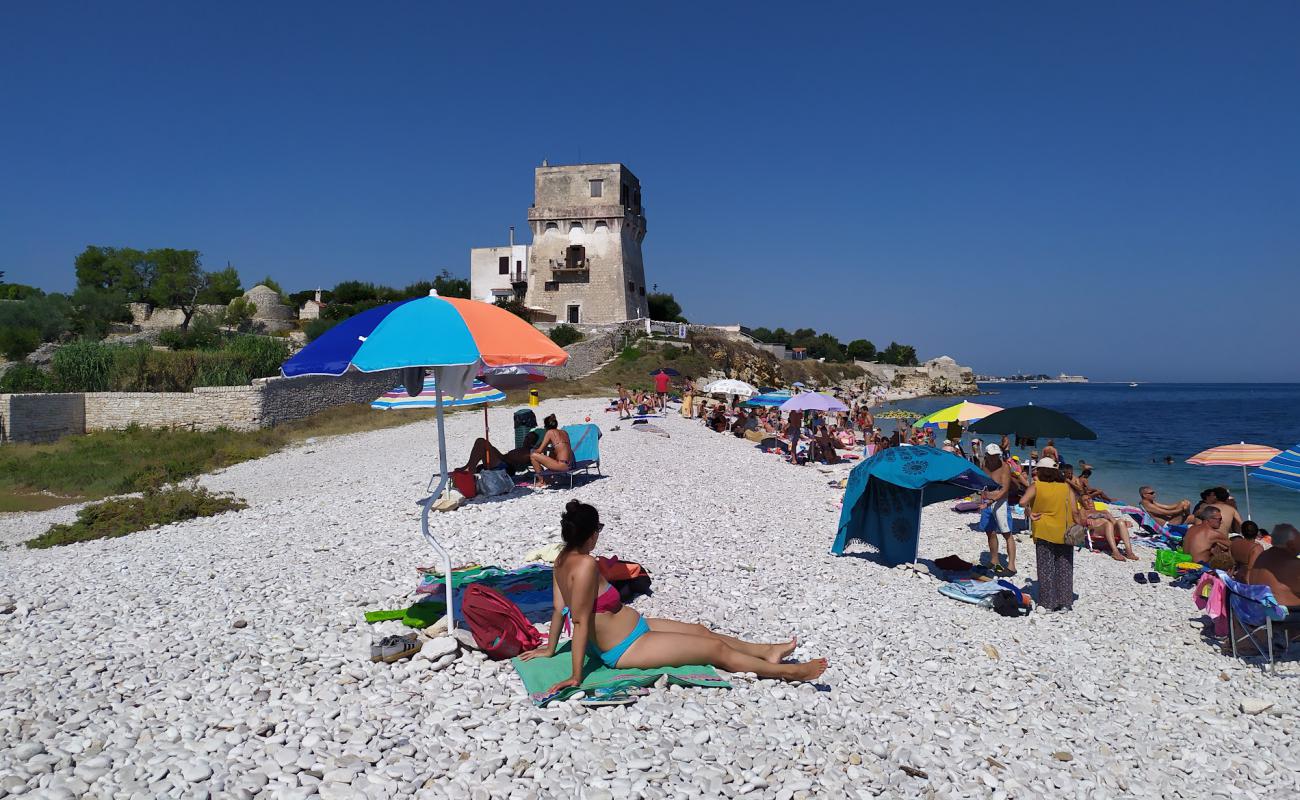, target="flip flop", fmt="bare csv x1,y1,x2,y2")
1147,572,1162,584
1134,573,1148,584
